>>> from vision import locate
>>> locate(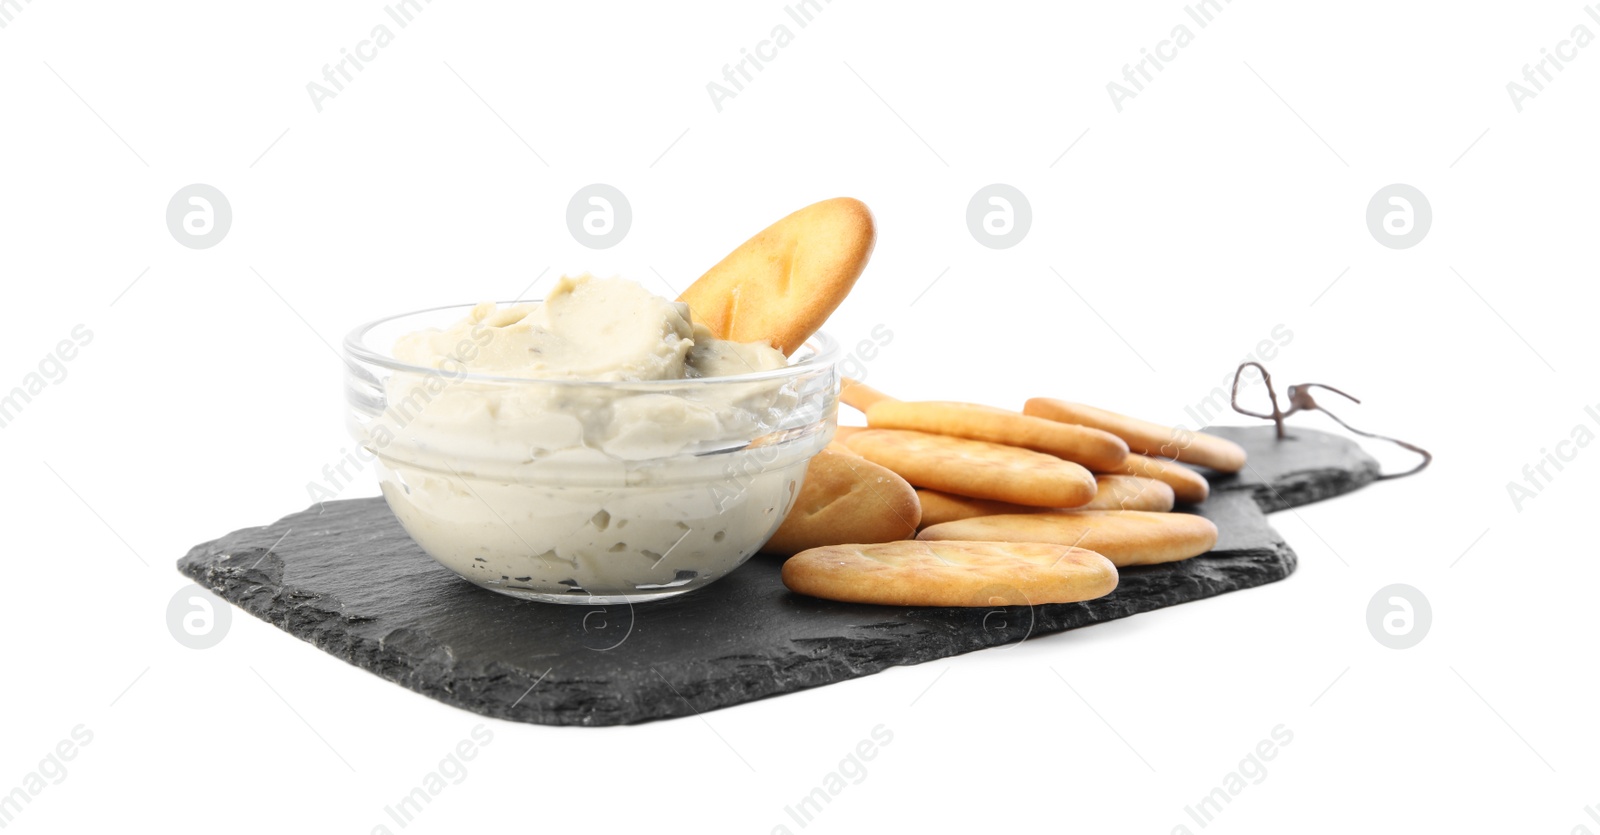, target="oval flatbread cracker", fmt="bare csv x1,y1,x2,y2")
1115,453,1210,504
917,510,1217,567
679,197,876,355
764,448,920,556
840,378,895,412
915,489,1039,527
781,540,1119,607
831,425,869,447
1024,397,1247,473
915,476,1174,527
845,429,1096,508
1088,475,1175,512
866,400,1128,471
